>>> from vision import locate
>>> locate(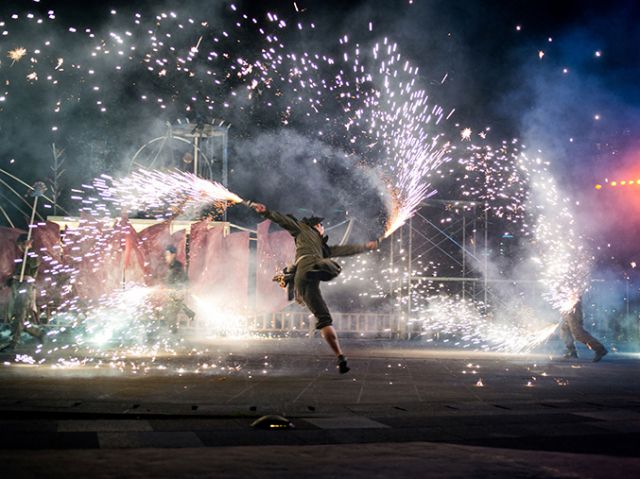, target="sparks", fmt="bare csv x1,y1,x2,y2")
8,47,27,65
